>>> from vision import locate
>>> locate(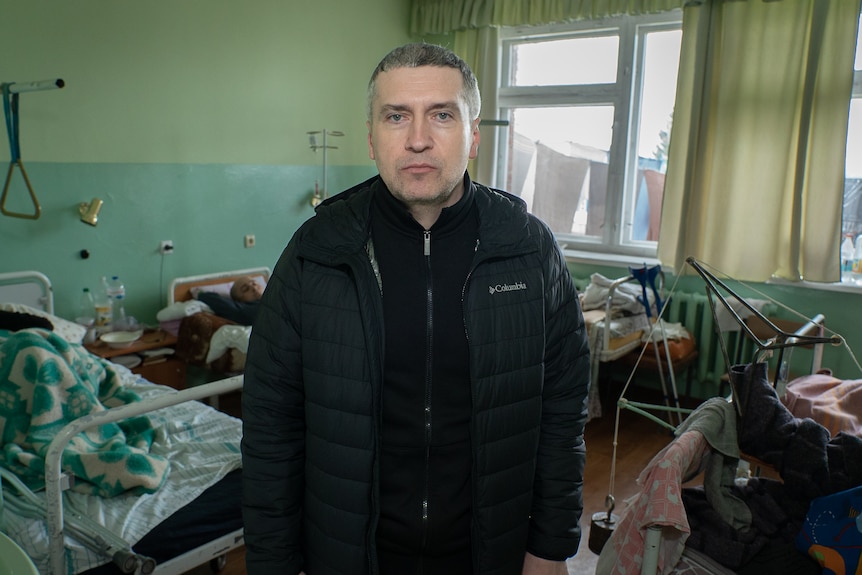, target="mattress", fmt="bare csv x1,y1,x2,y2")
1,361,243,574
